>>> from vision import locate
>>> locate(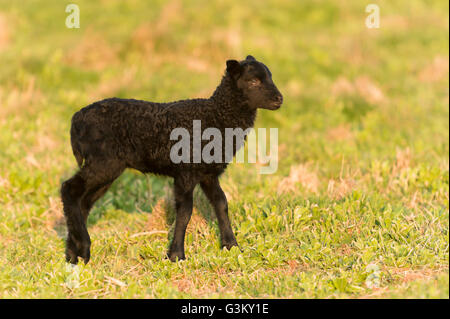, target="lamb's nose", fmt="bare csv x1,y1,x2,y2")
276,95,283,103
